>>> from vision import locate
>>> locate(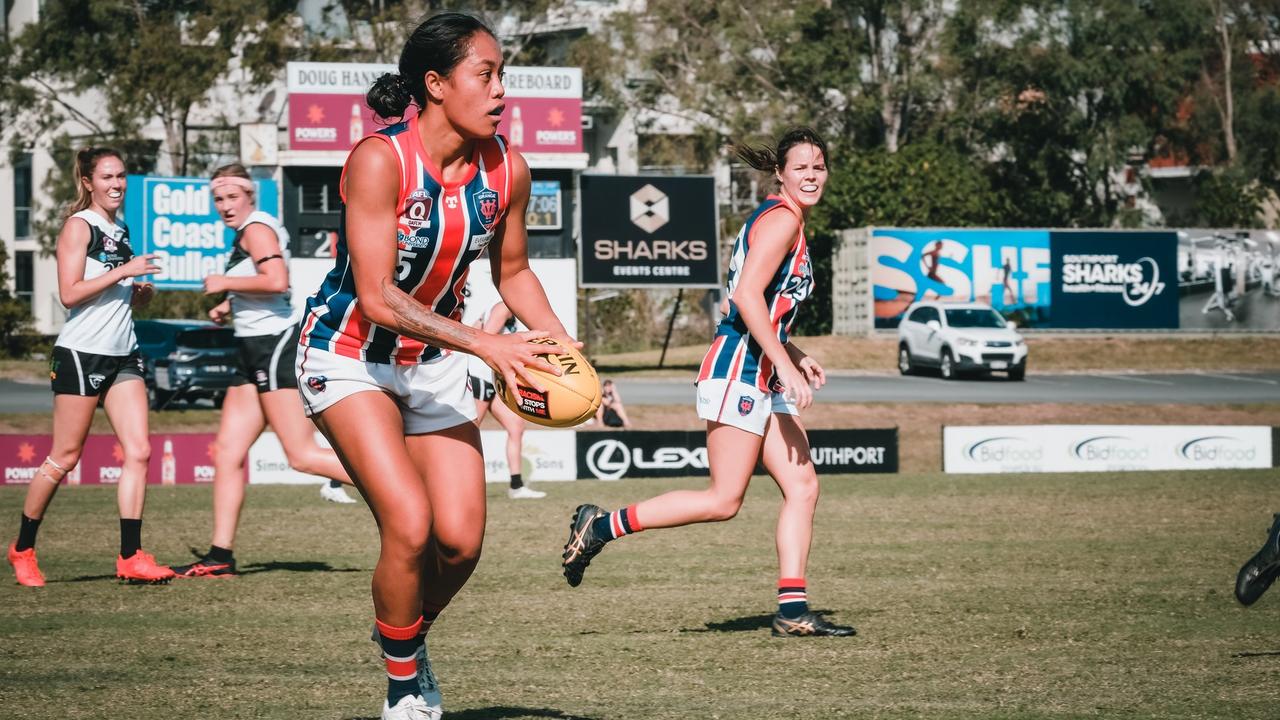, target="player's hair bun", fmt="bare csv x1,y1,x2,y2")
367,72,414,119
